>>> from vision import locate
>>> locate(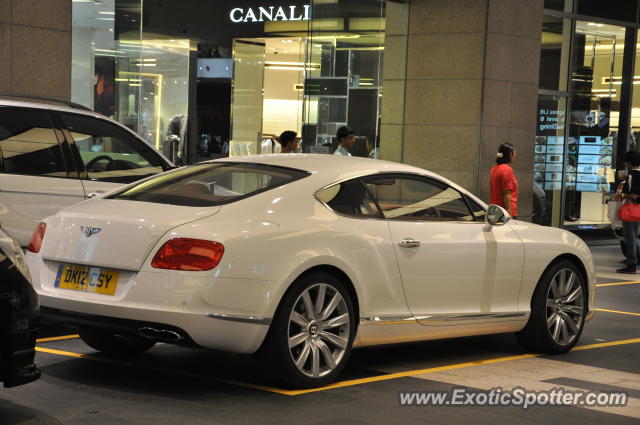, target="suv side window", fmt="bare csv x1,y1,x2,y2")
0,107,68,177
317,179,381,218
60,113,165,184
363,174,474,222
